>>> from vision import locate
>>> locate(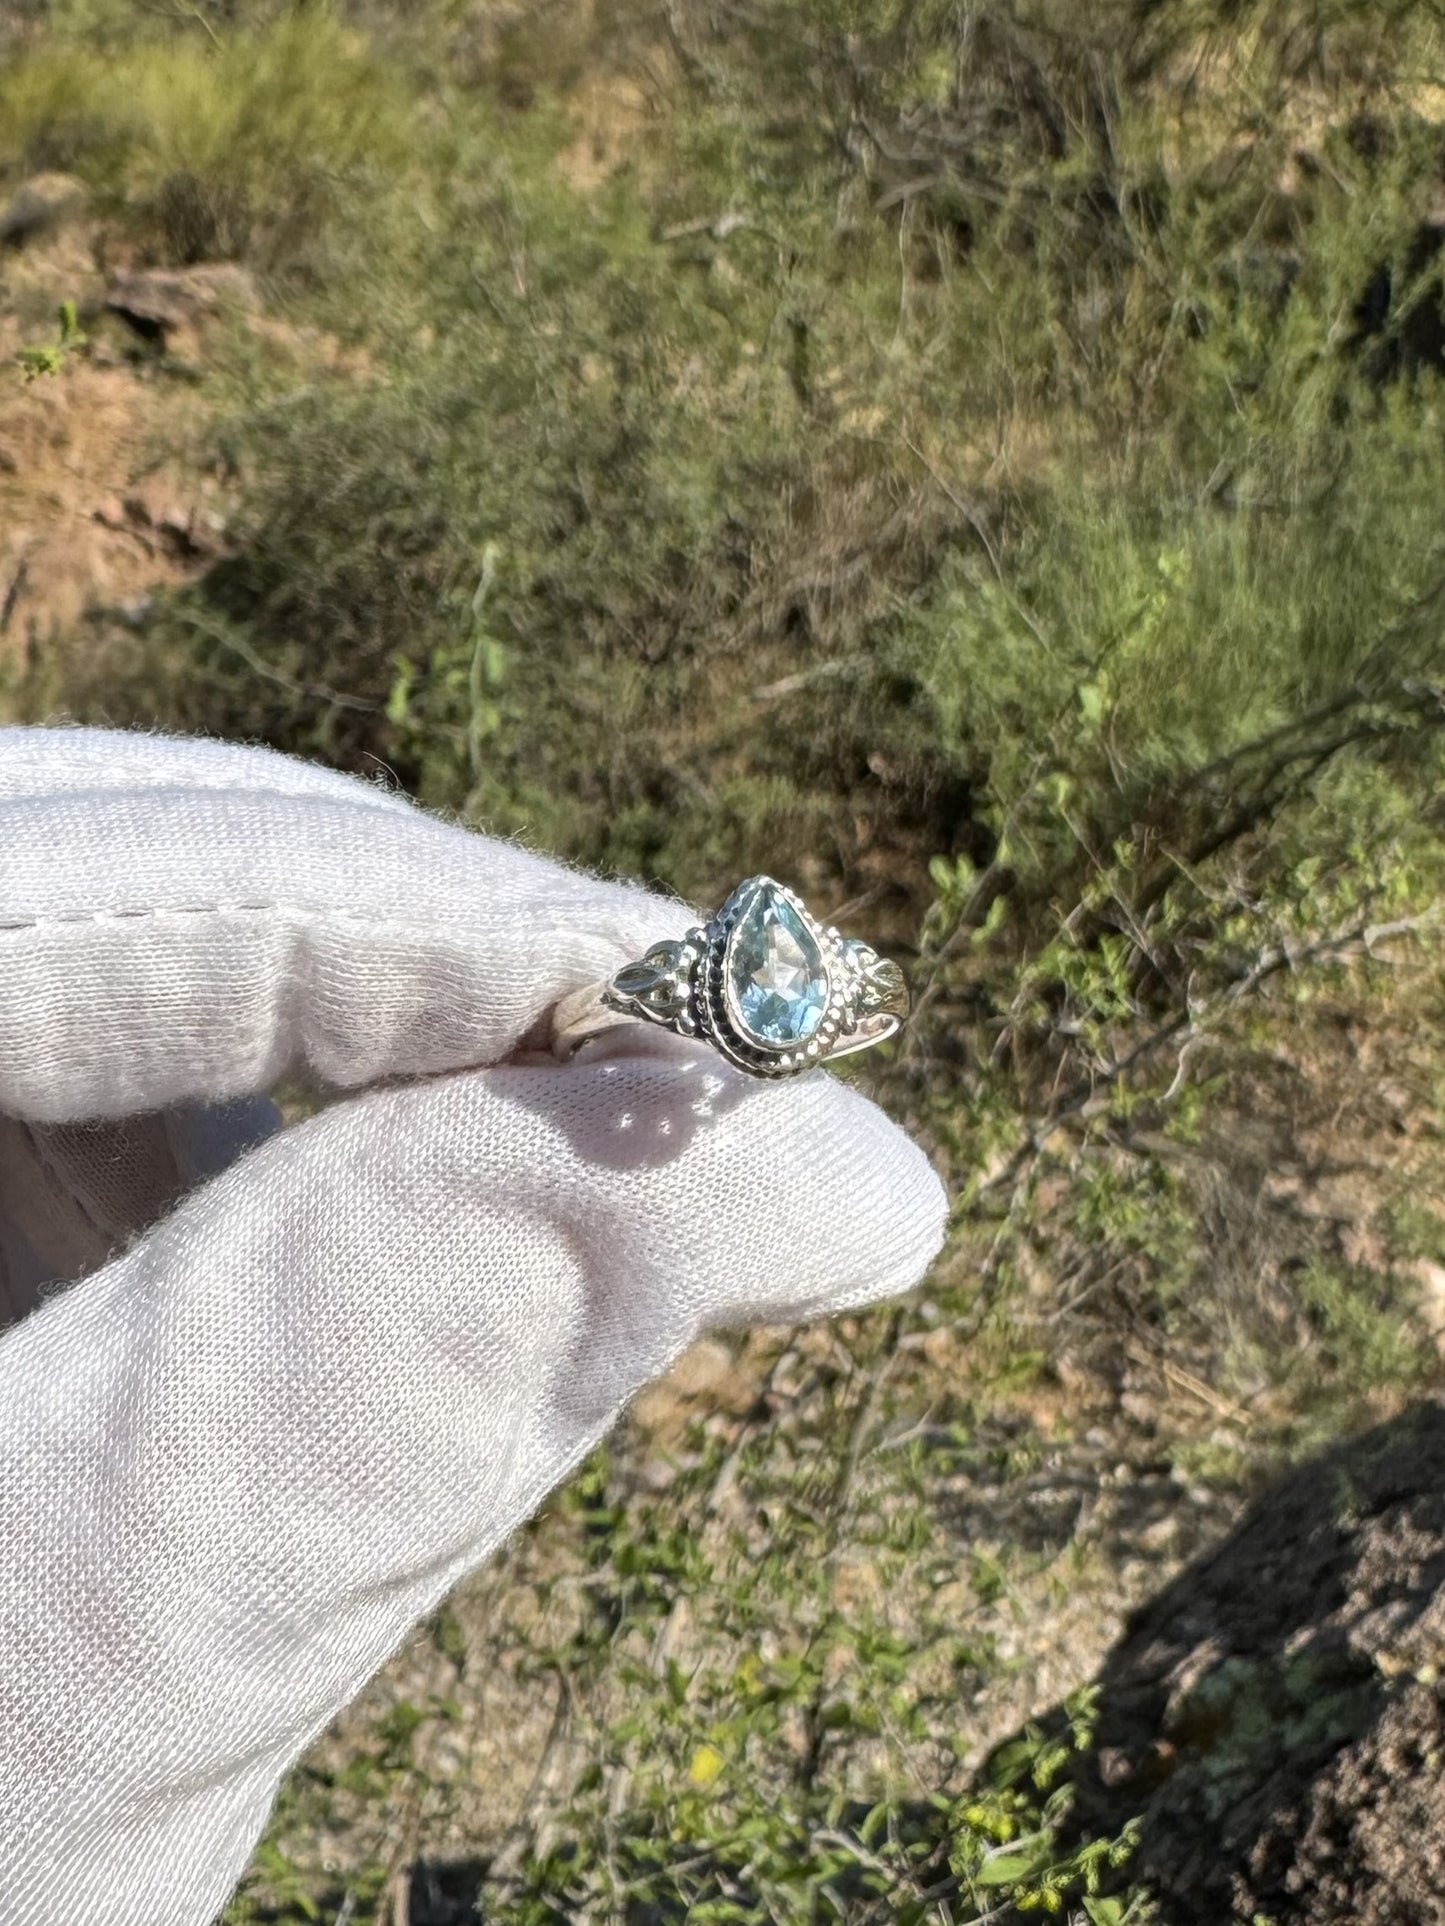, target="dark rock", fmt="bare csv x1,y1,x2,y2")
1027,1402,1445,1923
1349,224,1445,385
104,264,259,341
405,1859,486,1925
0,173,87,248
